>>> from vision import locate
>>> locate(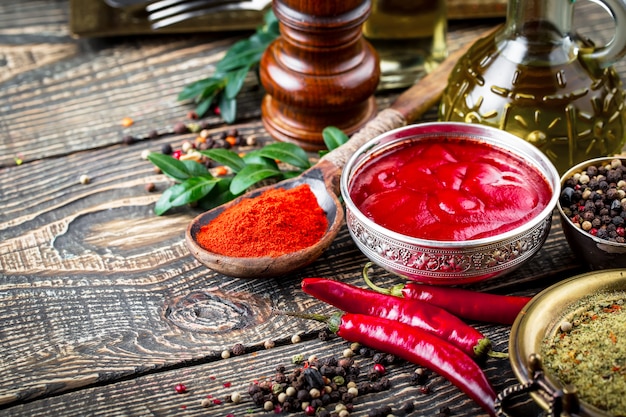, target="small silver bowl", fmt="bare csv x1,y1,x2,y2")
557,156,626,270
340,122,561,285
